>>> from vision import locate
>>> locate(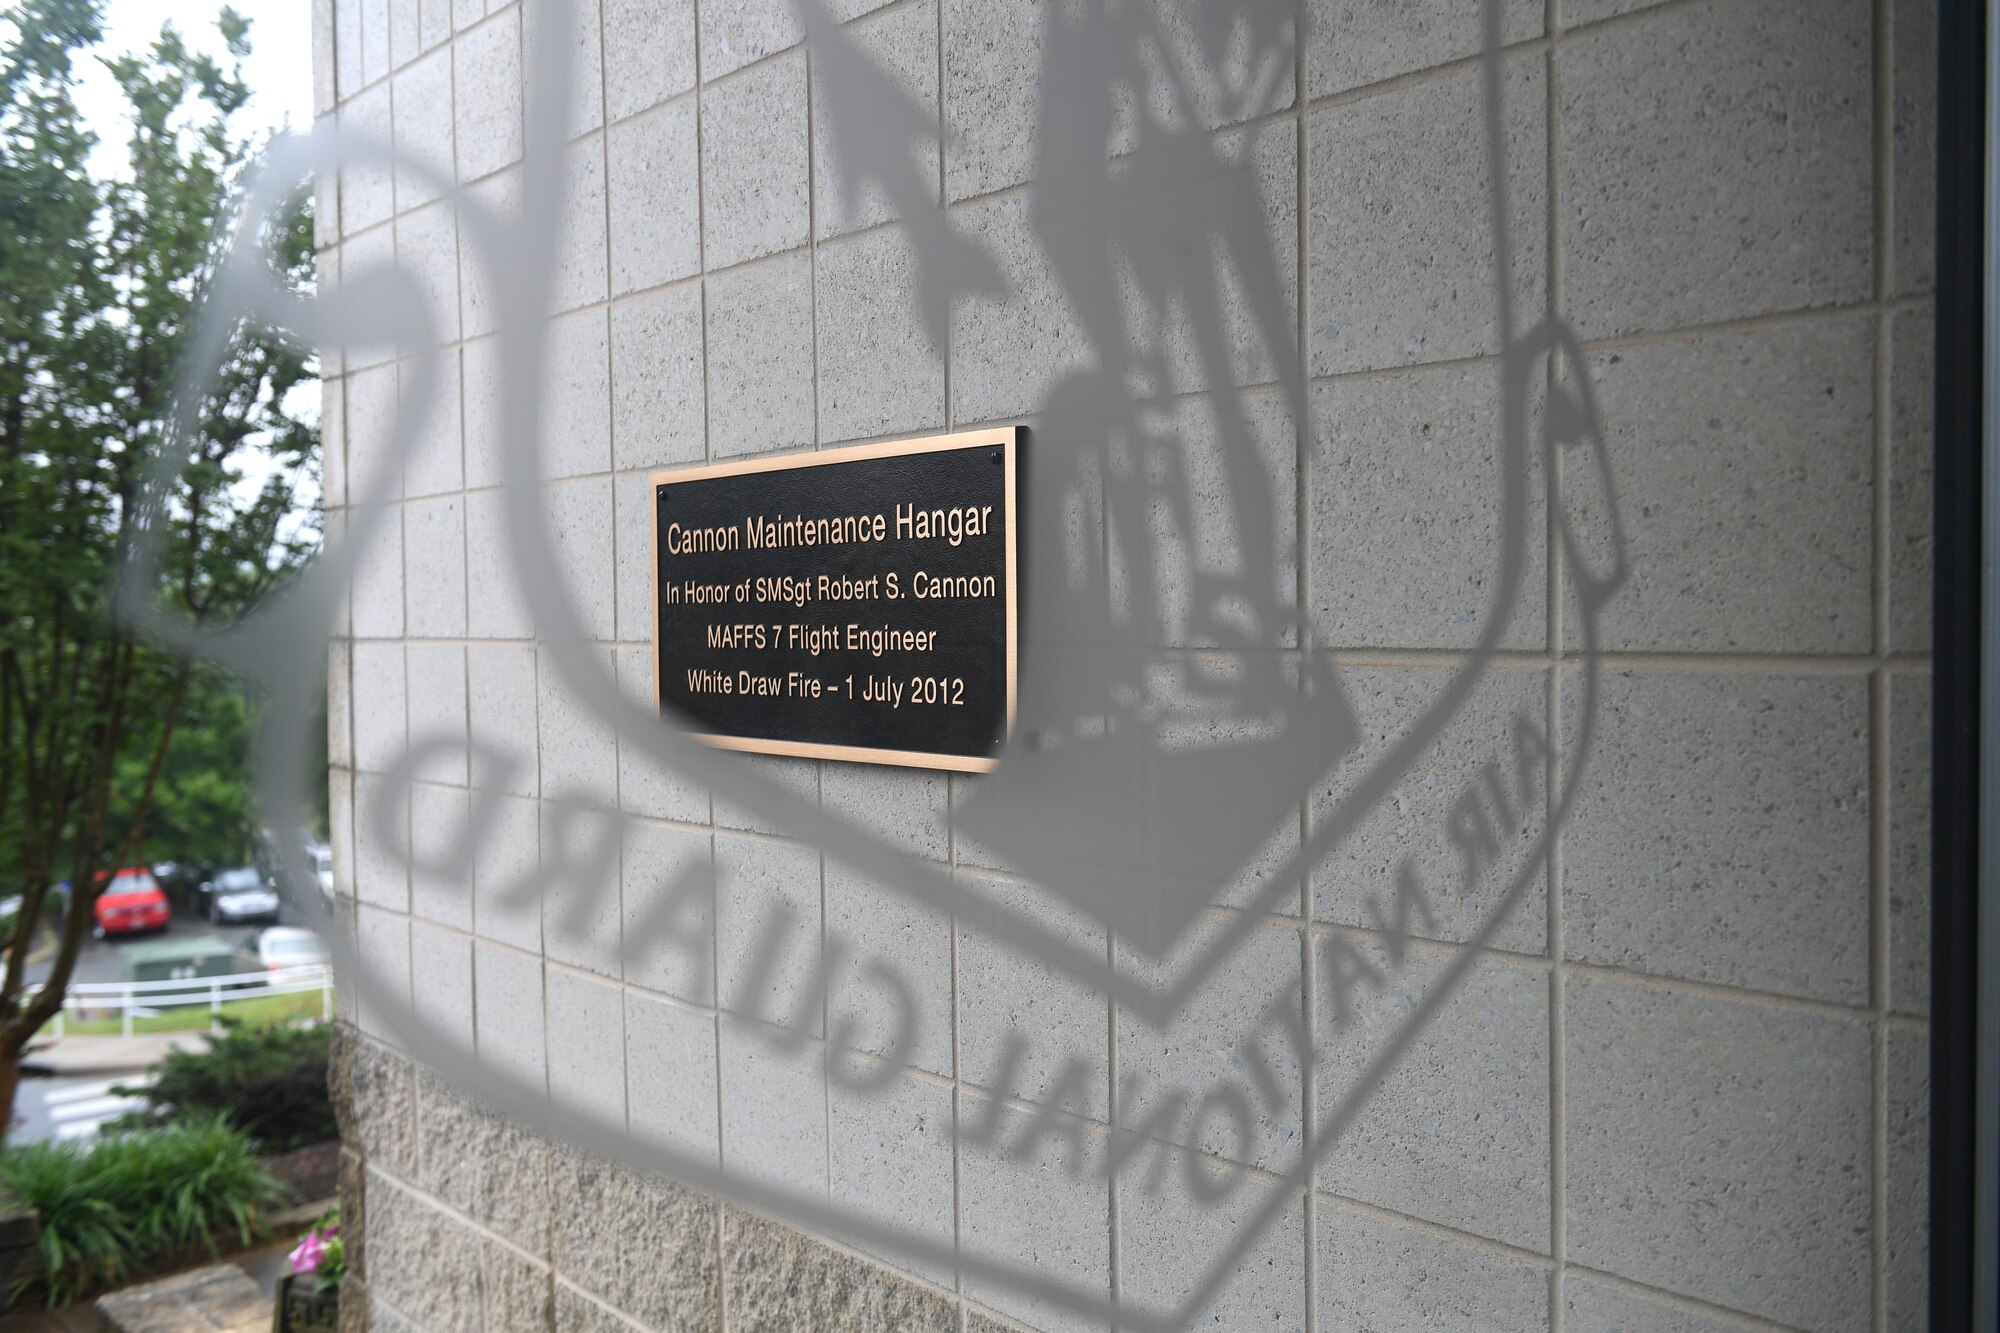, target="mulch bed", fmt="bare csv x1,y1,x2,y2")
261,1142,338,1207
